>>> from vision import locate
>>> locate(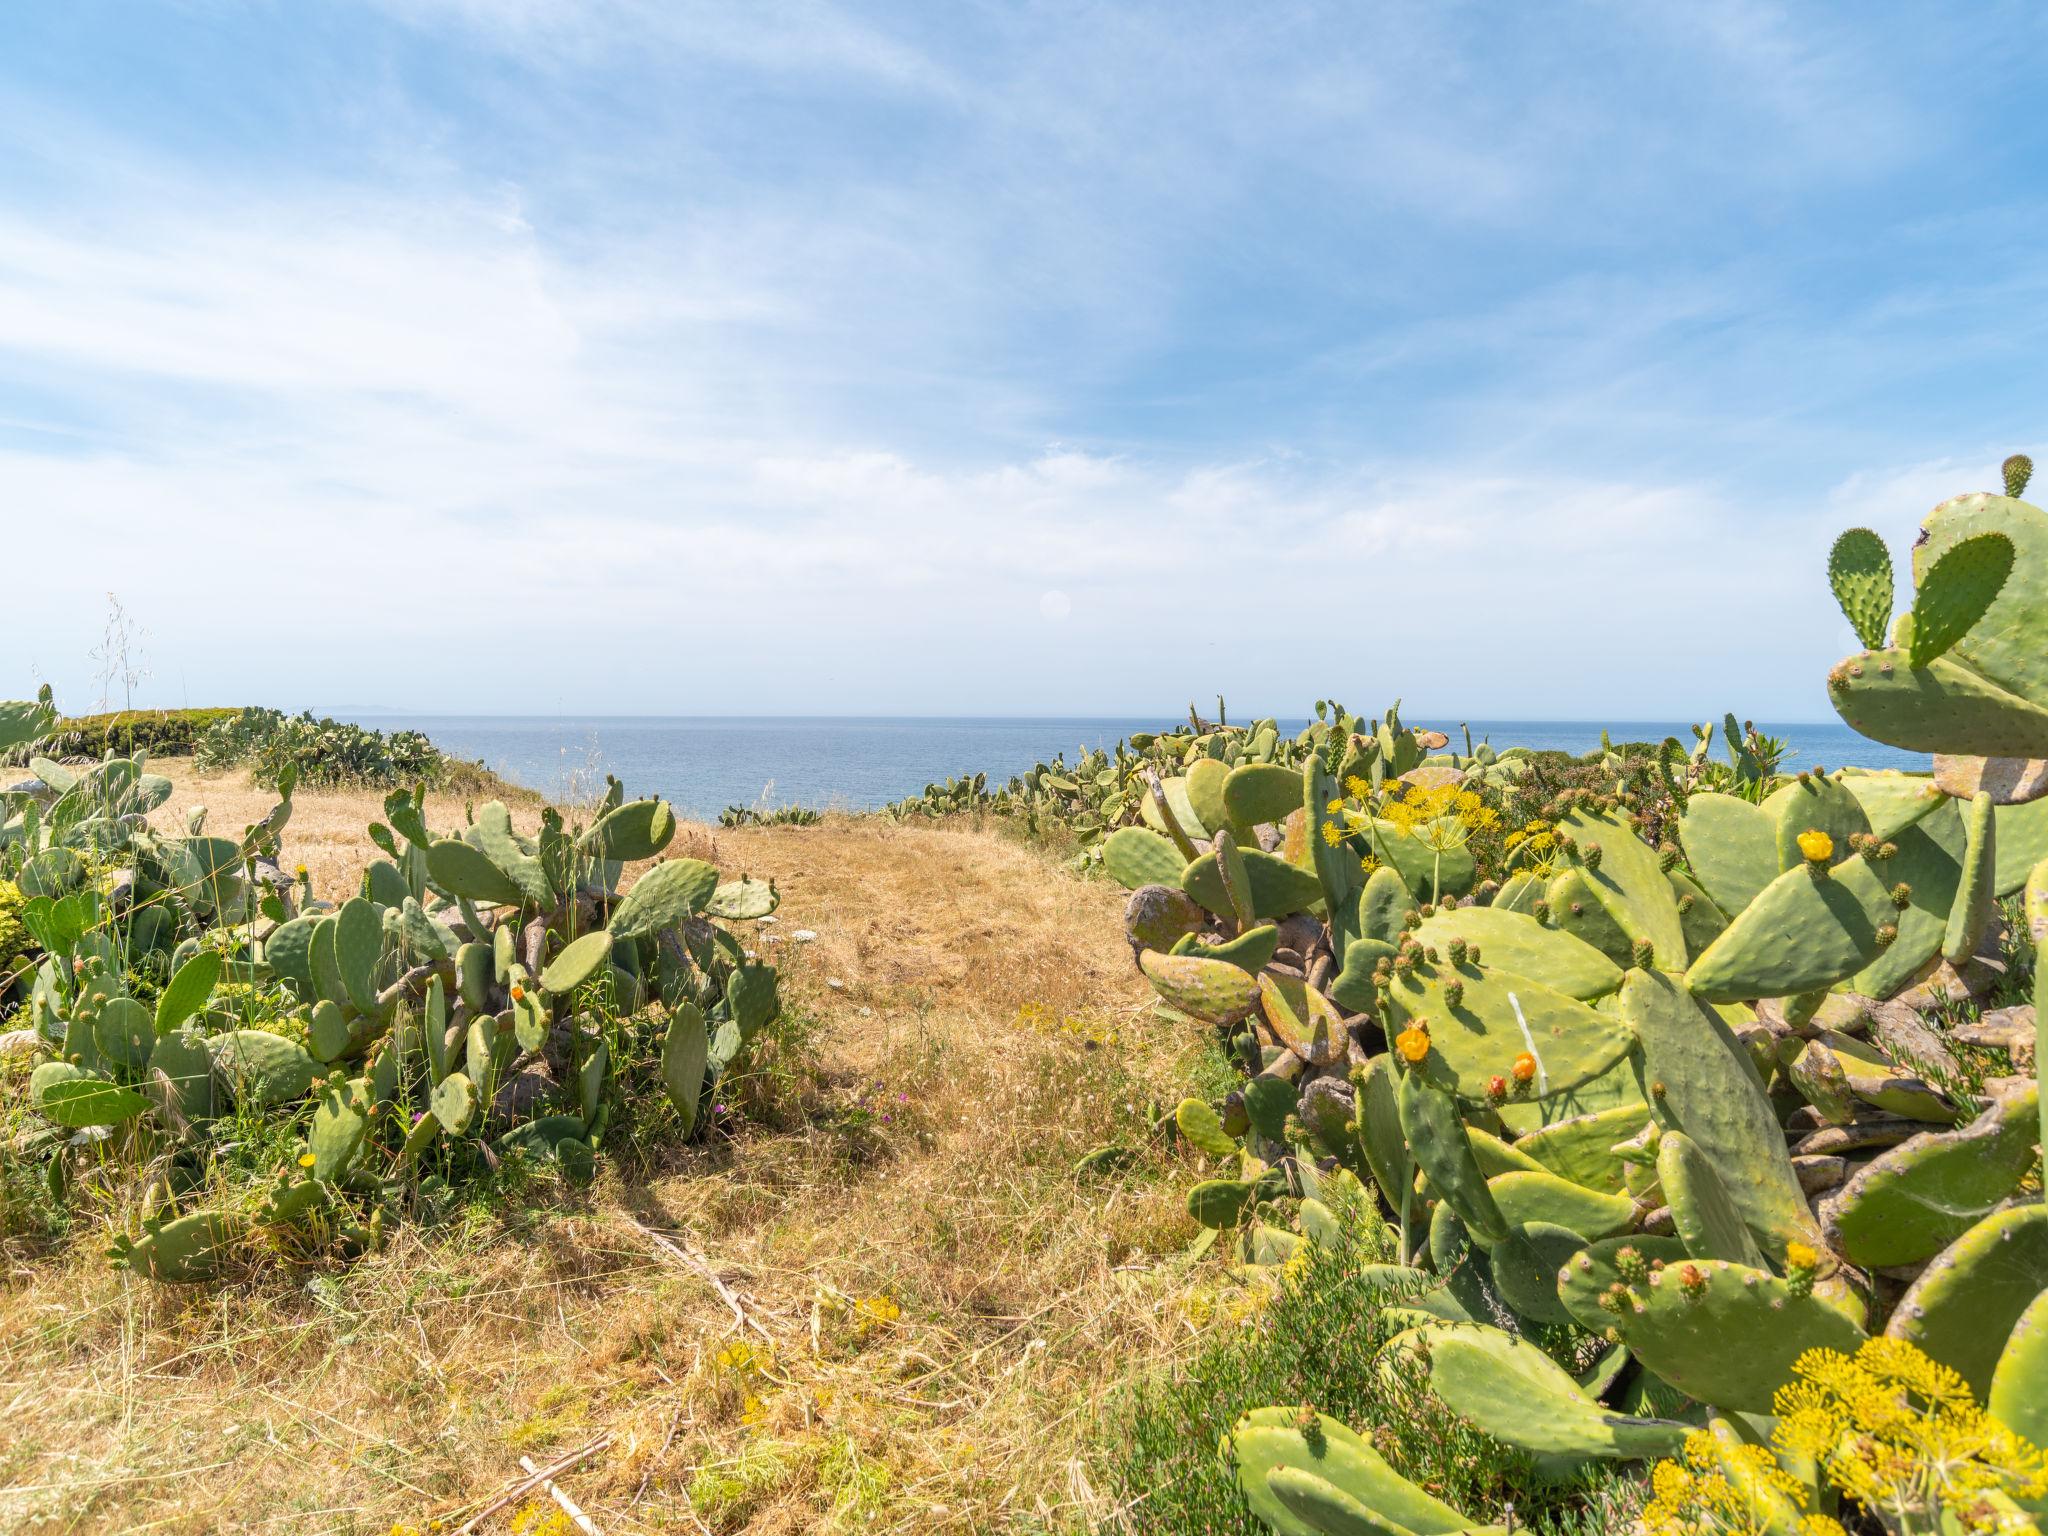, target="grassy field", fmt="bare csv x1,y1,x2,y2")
0,765,1226,1535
